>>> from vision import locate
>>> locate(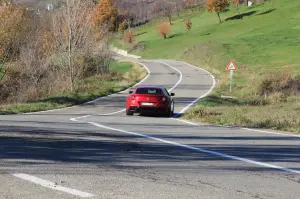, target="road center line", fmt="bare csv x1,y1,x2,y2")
88,121,300,175
13,173,95,198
